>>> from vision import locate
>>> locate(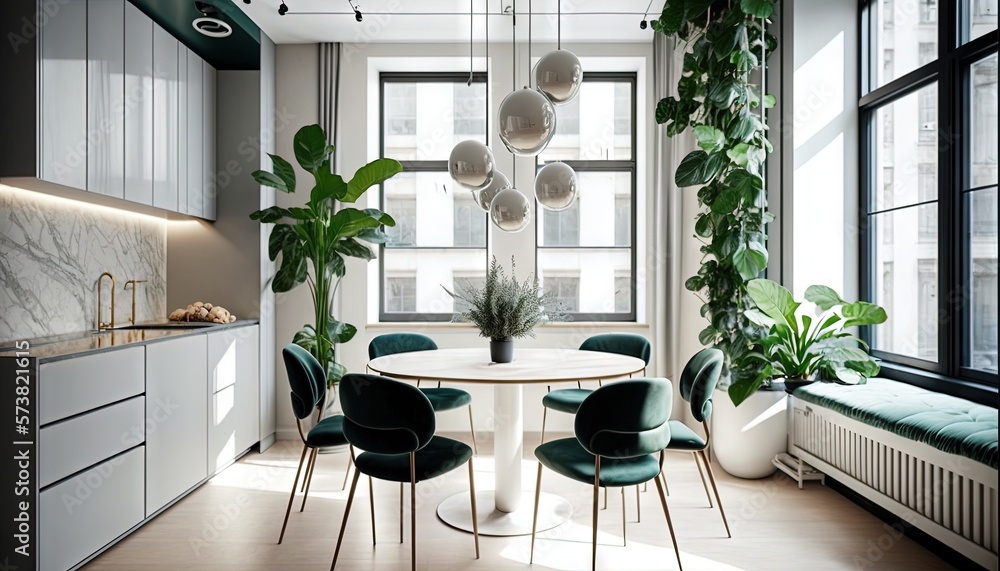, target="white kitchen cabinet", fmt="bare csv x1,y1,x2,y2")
203,63,218,220
123,1,154,206
207,326,260,471
145,336,208,515
177,45,189,214
39,447,145,571
40,0,87,190
186,50,205,217
87,0,125,198
38,346,145,425
152,25,179,211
